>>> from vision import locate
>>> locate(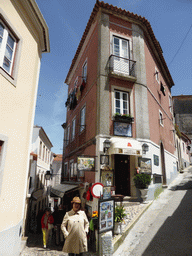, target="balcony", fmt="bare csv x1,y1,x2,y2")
108,55,136,81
